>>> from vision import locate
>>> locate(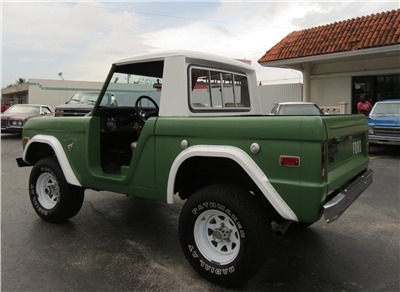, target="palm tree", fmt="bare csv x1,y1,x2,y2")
1,78,26,89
